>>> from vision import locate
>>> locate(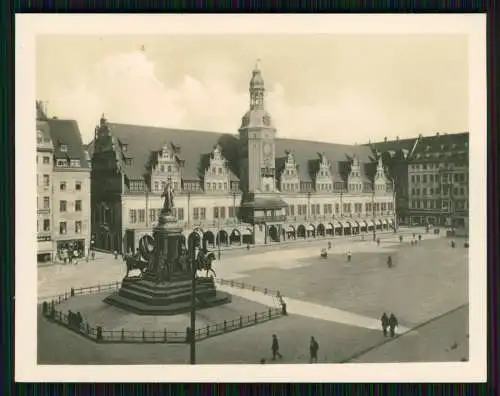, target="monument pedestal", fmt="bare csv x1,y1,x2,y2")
104,213,231,315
